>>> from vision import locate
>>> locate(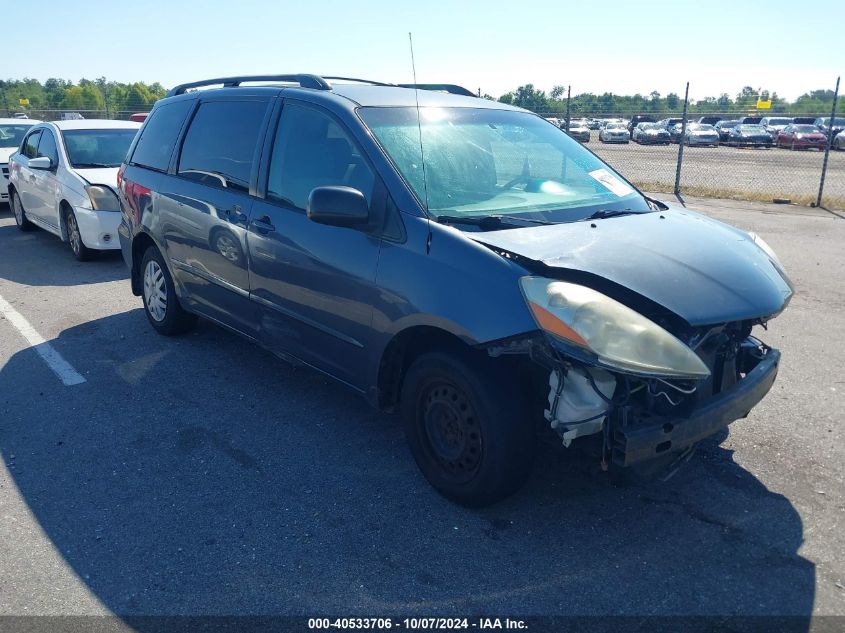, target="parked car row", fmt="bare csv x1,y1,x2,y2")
2,75,793,506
